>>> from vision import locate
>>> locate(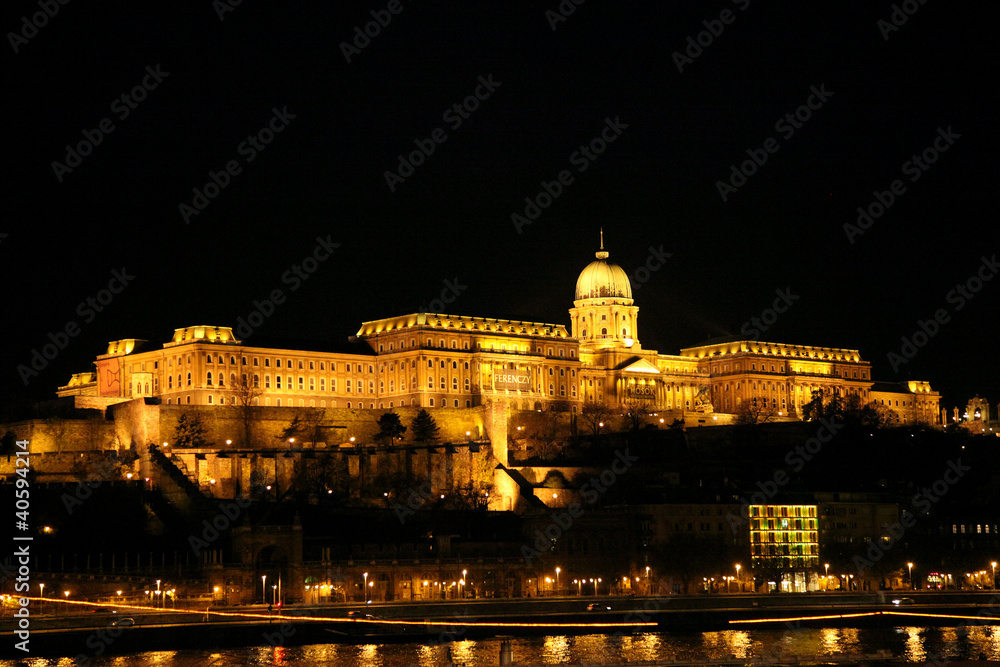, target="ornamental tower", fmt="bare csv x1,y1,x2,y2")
569,231,640,352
